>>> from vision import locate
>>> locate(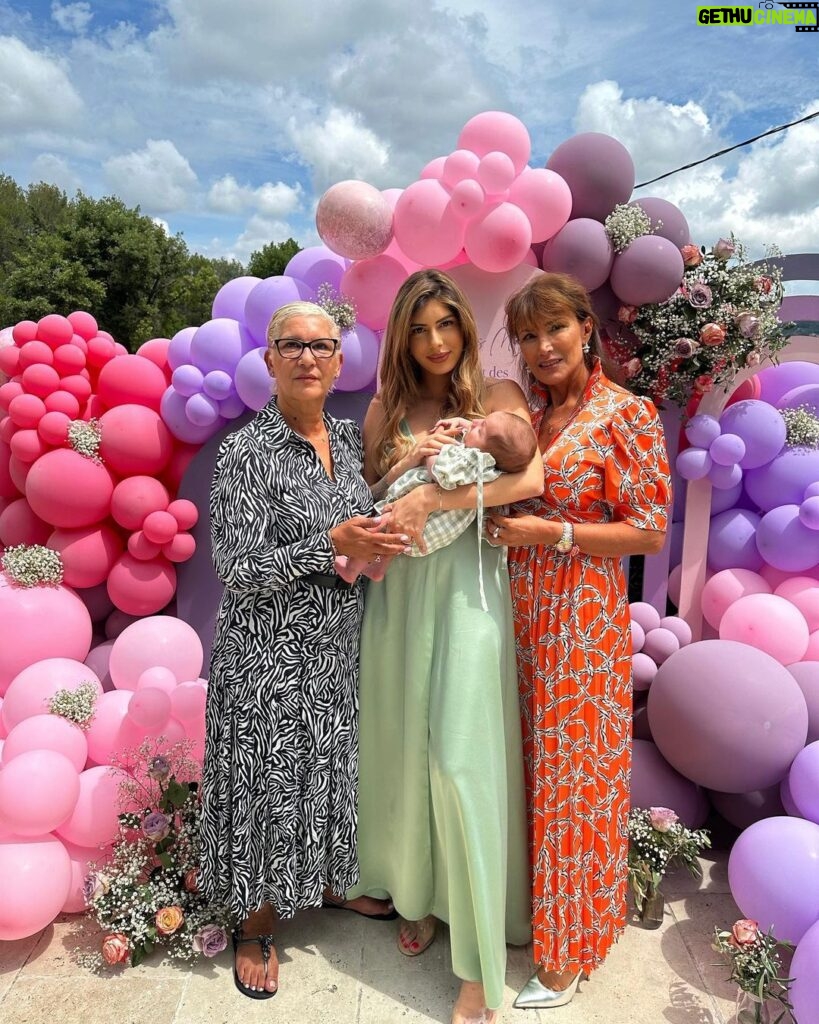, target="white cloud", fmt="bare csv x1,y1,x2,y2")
103,139,198,214
207,175,303,217
287,108,390,191
0,35,83,134
152,217,170,235
30,153,82,194
51,2,93,34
